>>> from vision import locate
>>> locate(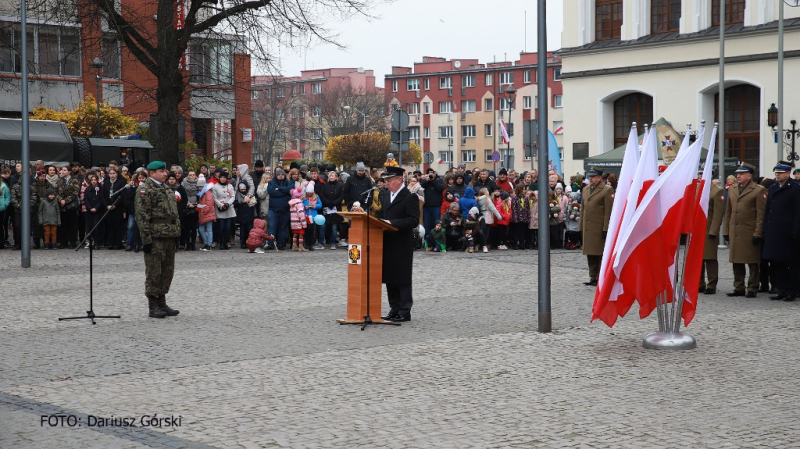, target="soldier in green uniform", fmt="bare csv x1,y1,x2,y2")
580,167,614,286
135,161,181,319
